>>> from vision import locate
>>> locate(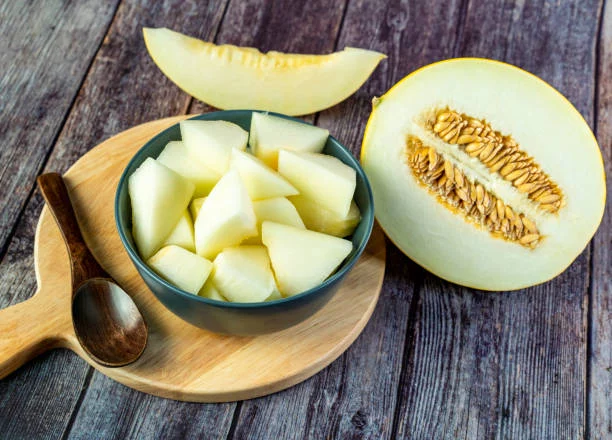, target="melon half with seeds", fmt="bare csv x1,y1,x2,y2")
361,58,606,291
